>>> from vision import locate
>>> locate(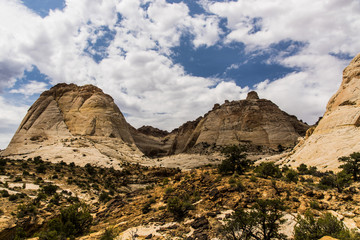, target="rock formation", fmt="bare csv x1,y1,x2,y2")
2,84,308,162
169,91,309,154
1,83,144,167
286,53,360,170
